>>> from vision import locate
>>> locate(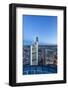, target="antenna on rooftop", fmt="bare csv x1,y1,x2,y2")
36,36,38,42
